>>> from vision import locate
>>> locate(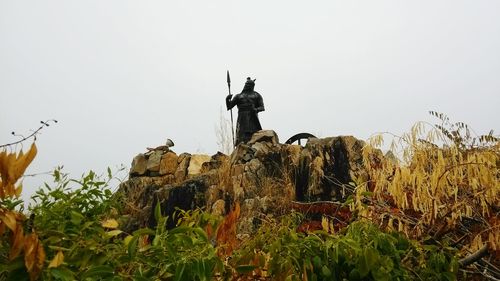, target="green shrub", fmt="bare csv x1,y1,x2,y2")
232,215,458,281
